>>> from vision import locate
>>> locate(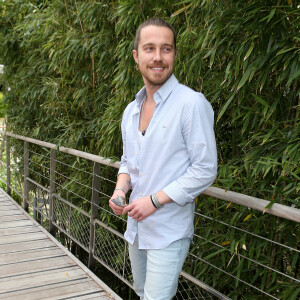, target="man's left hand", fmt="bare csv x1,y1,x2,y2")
122,196,157,222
